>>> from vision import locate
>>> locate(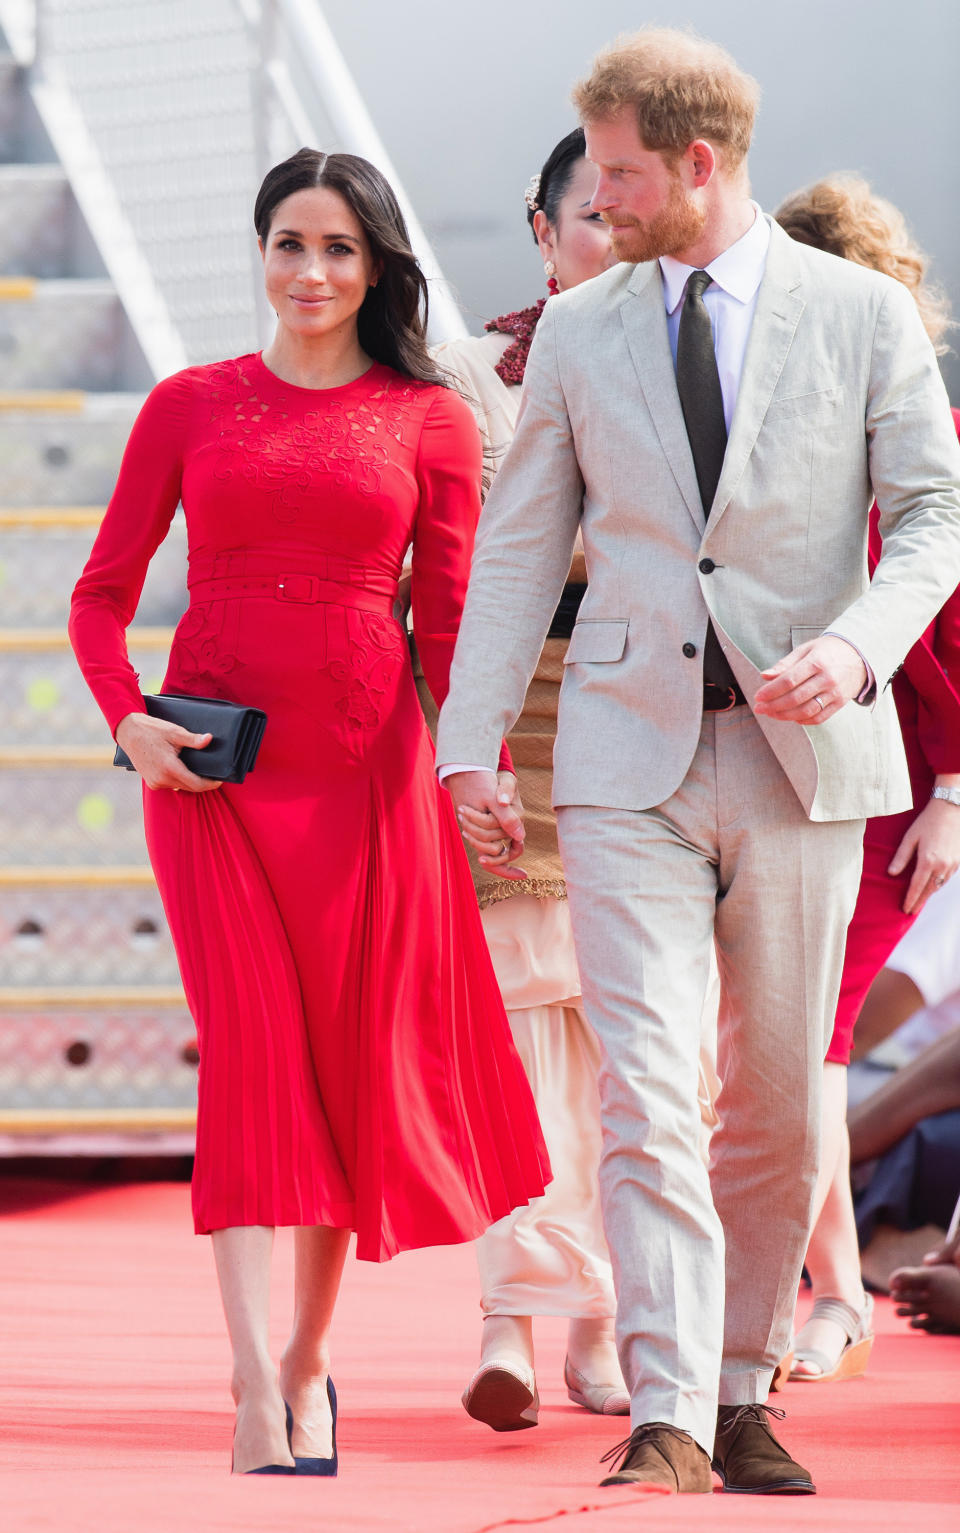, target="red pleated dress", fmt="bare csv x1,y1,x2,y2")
69,353,550,1259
